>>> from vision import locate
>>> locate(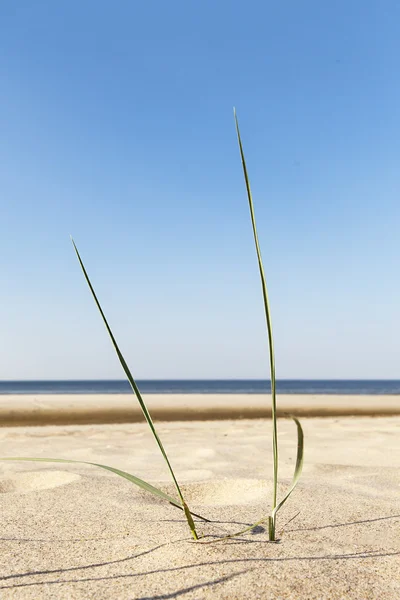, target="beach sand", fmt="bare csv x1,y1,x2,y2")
0,411,399,599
